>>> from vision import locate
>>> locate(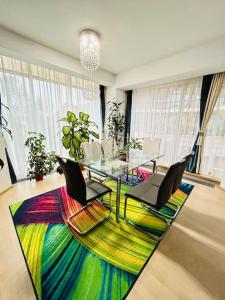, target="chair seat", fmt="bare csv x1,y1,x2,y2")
86,180,112,202
125,180,159,207
147,173,164,187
